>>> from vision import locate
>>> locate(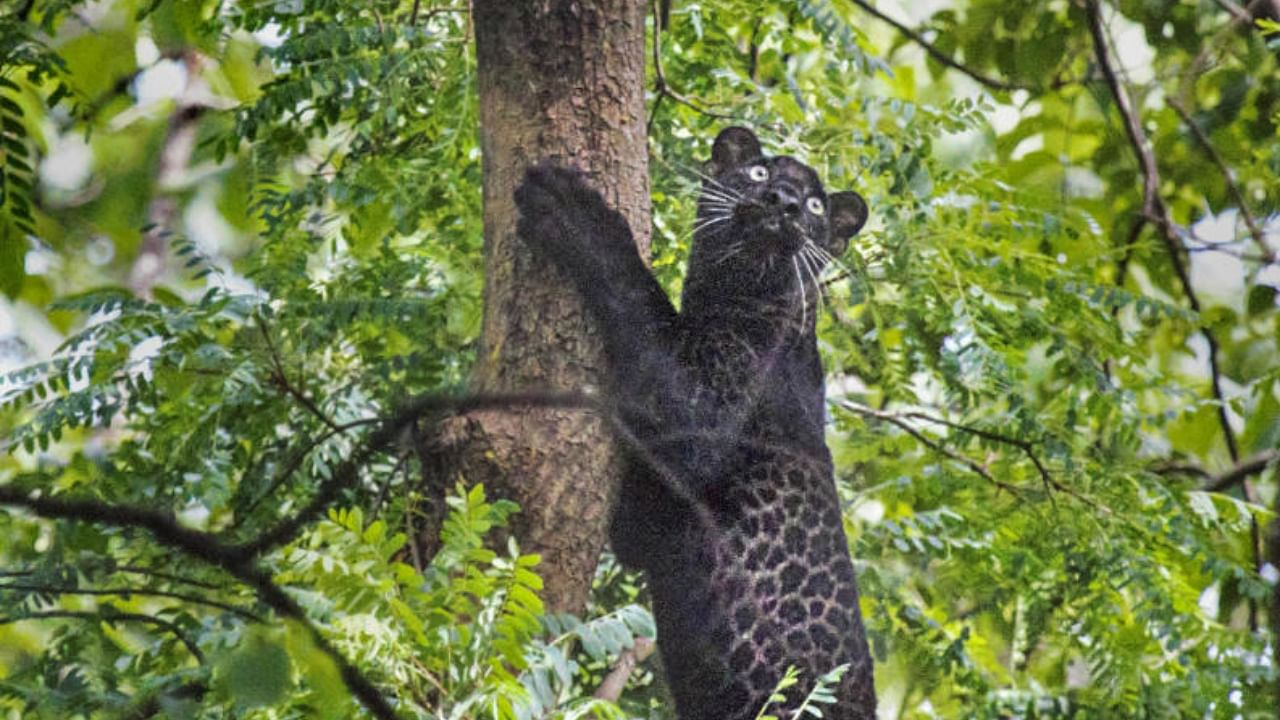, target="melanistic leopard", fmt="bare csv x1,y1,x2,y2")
515,126,874,719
